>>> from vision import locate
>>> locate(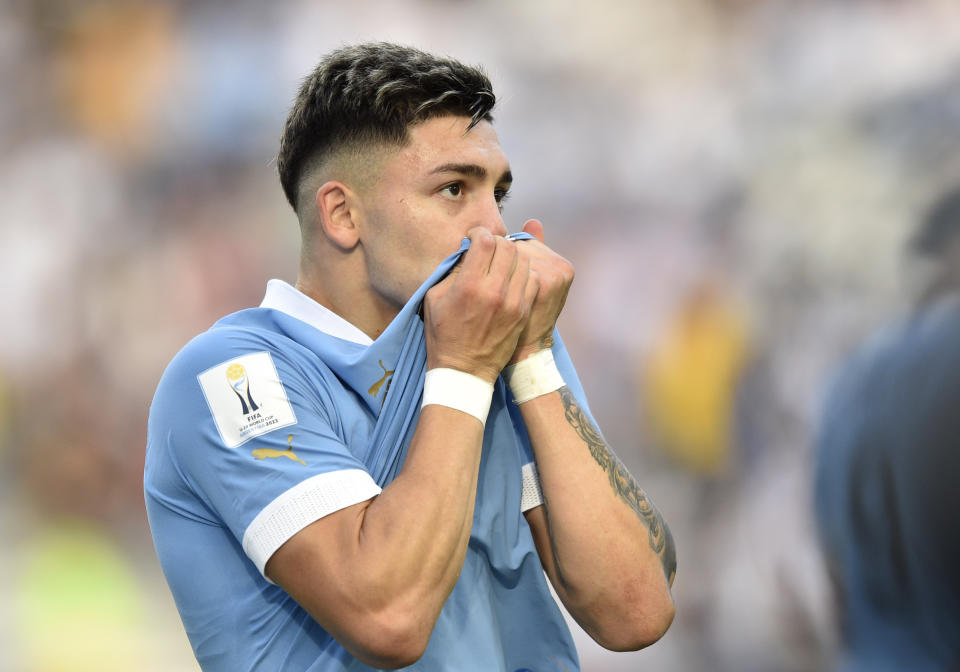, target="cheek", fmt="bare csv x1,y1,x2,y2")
400,210,462,266
368,233,435,303
366,201,464,296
